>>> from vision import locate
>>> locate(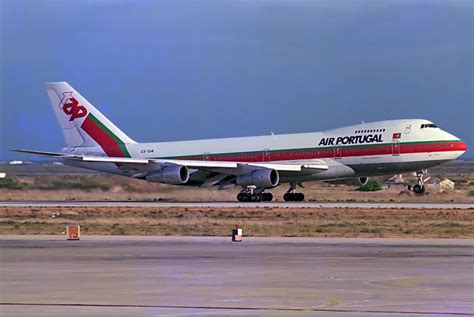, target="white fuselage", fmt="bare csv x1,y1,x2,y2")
64,118,466,184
